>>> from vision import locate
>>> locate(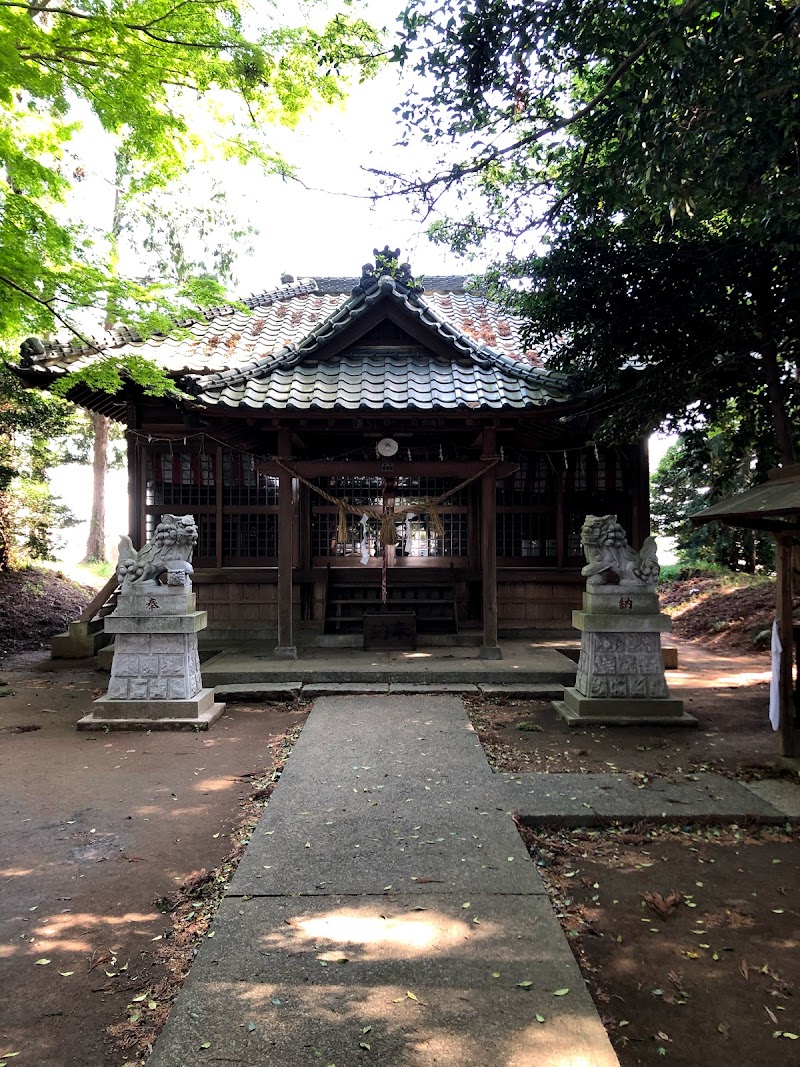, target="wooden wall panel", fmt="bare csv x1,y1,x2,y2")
195,583,294,627
498,580,580,629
